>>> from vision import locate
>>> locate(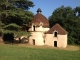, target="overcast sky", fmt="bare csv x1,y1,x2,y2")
30,0,80,18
